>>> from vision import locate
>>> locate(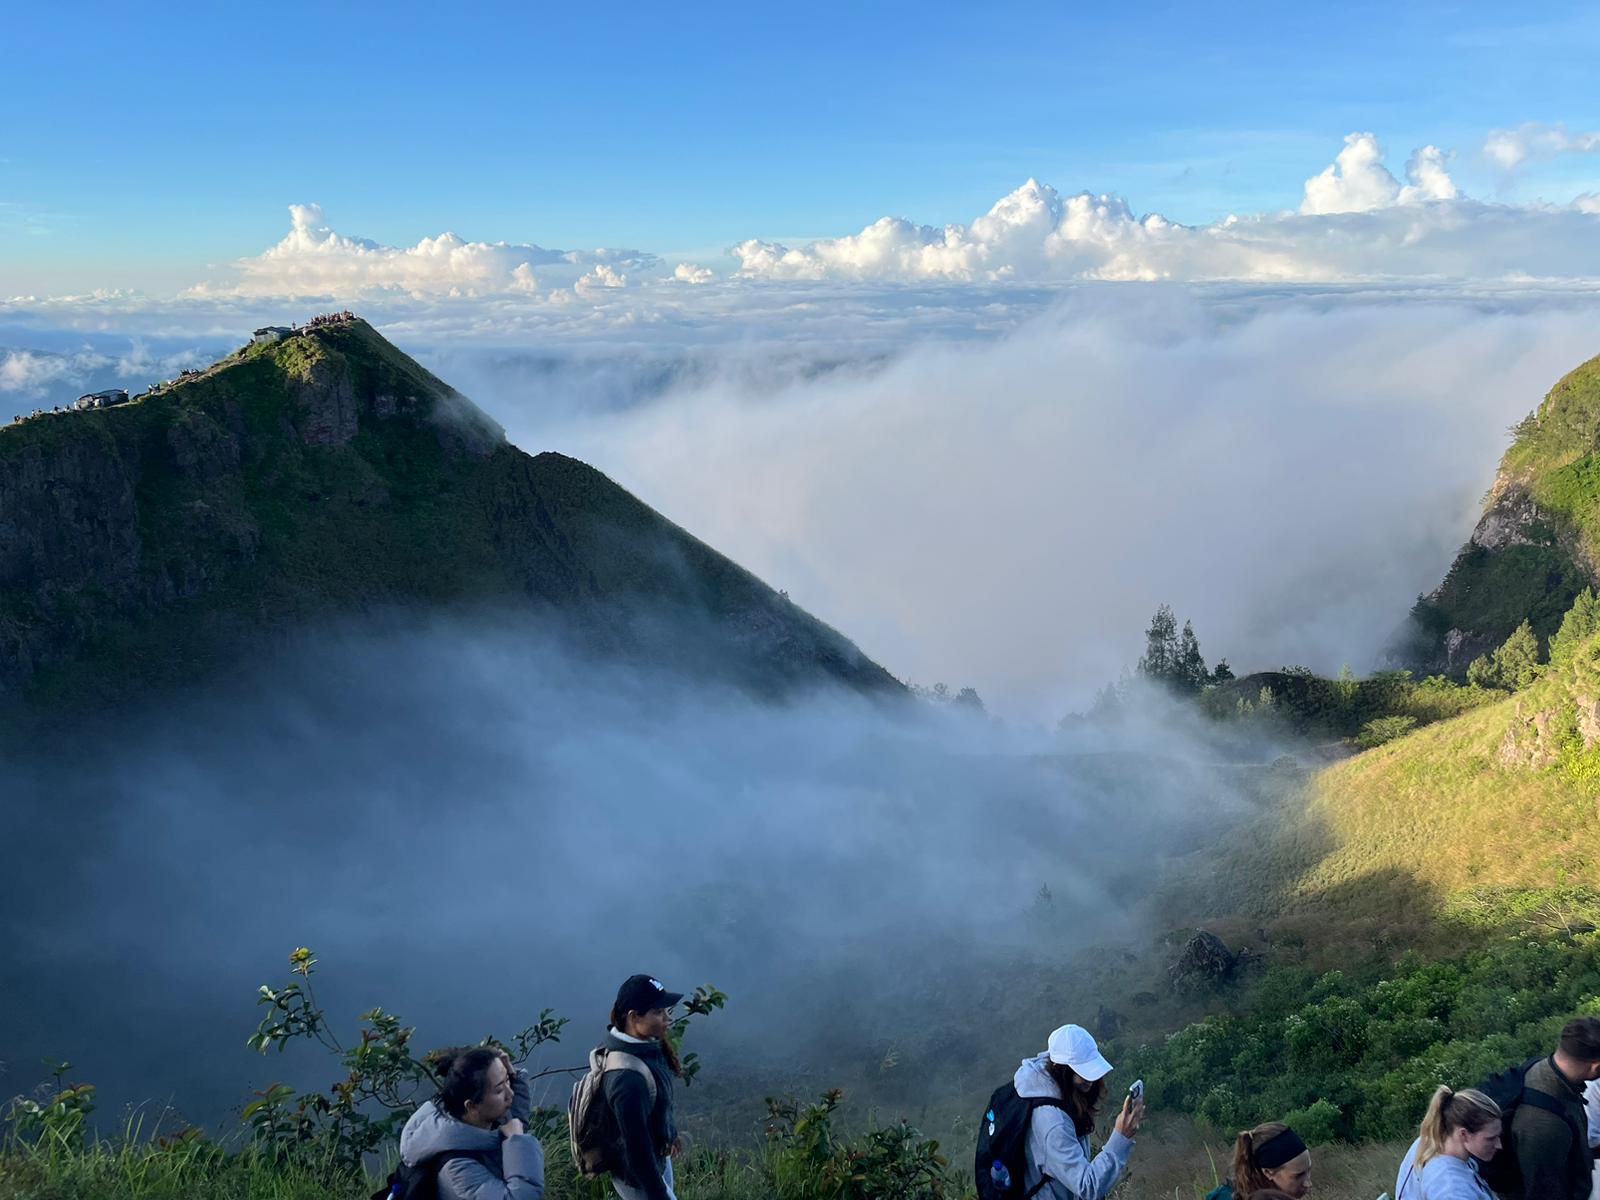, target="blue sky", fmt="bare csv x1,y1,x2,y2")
9,1,1600,294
